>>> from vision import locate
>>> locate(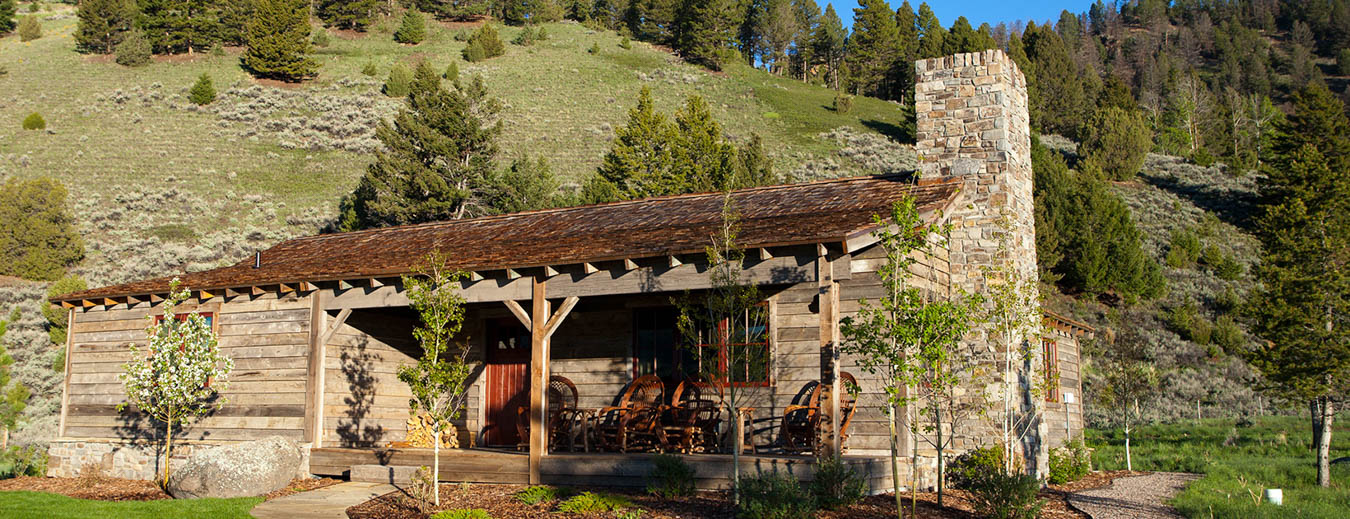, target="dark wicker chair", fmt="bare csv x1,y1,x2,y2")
663,378,725,453
593,375,666,452
780,372,859,454
516,375,581,452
